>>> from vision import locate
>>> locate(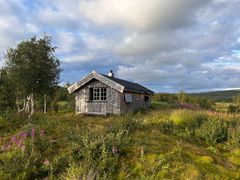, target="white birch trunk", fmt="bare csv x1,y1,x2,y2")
30,93,34,116
16,96,26,112
25,95,31,113
44,94,47,114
